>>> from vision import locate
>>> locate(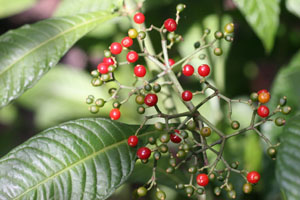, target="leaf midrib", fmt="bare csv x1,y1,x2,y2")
13,130,156,199
0,12,113,76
